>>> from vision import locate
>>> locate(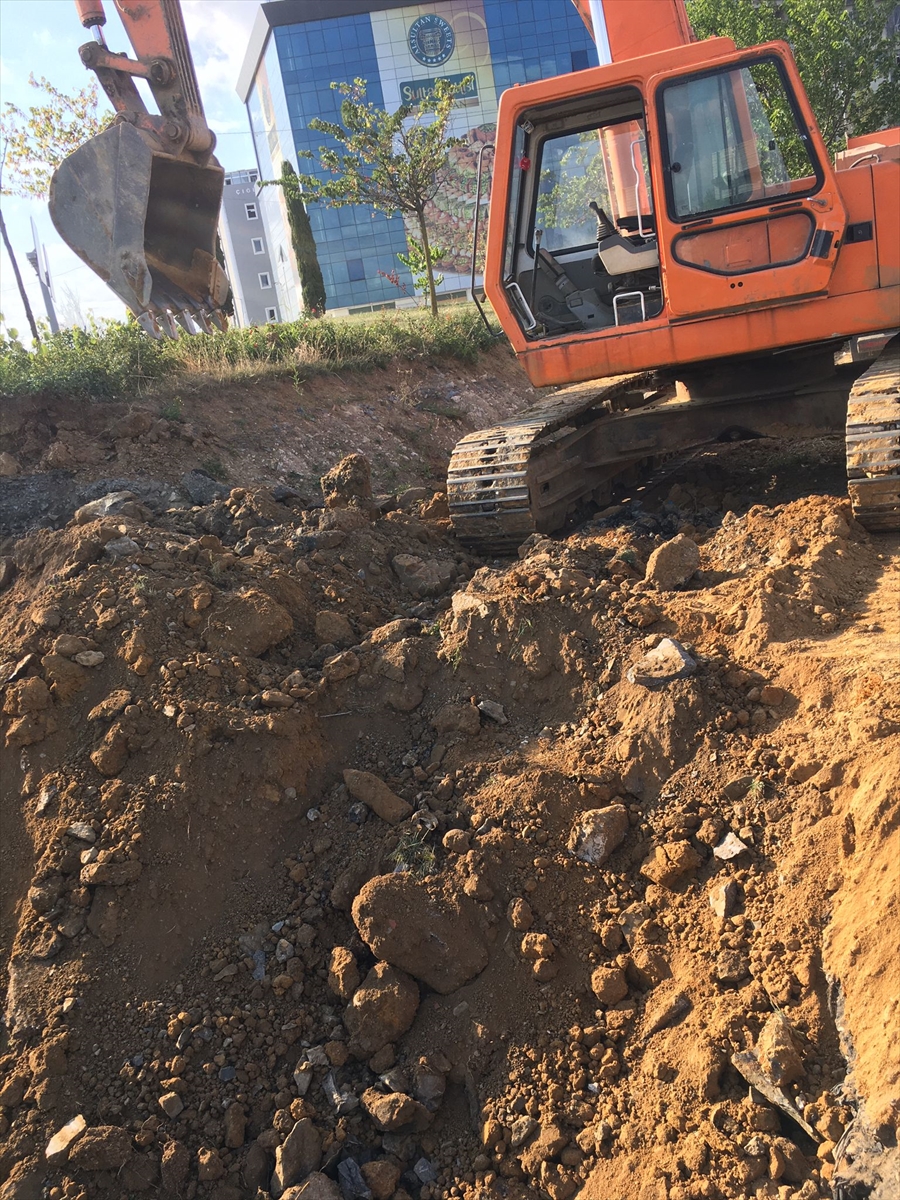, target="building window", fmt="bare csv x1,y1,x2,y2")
245,203,258,220
347,257,365,282
571,49,590,71
251,237,264,254
258,272,272,289
250,172,258,183
225,177,232,185
265,306,278,321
